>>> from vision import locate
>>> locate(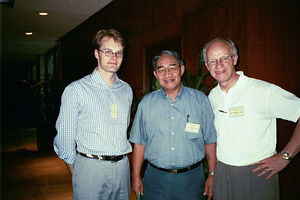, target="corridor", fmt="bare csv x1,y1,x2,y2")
1,128,136,200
